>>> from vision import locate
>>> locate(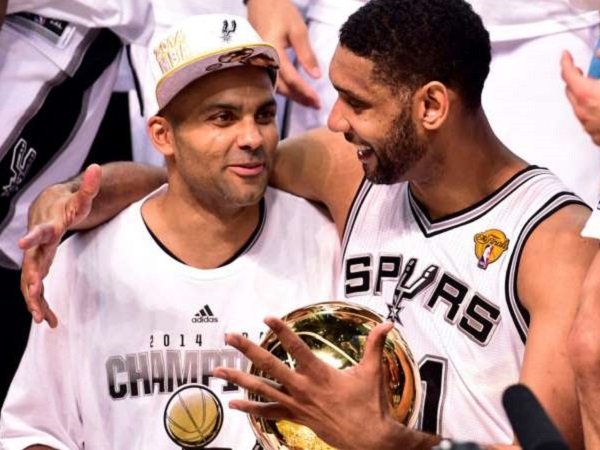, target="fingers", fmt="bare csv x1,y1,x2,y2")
38,291,58,328
560,50,576,81
69,164,101,224
21,270,43,323
79,164,102,199
264,317,326,373
18,223,60,250
20,270,58,327
20,236,59,328
561,50,593,100
288,26,321,80
277,53,321,109
361,321,394,370
224,332,297,385
228,399,294,421
214,367,290,405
